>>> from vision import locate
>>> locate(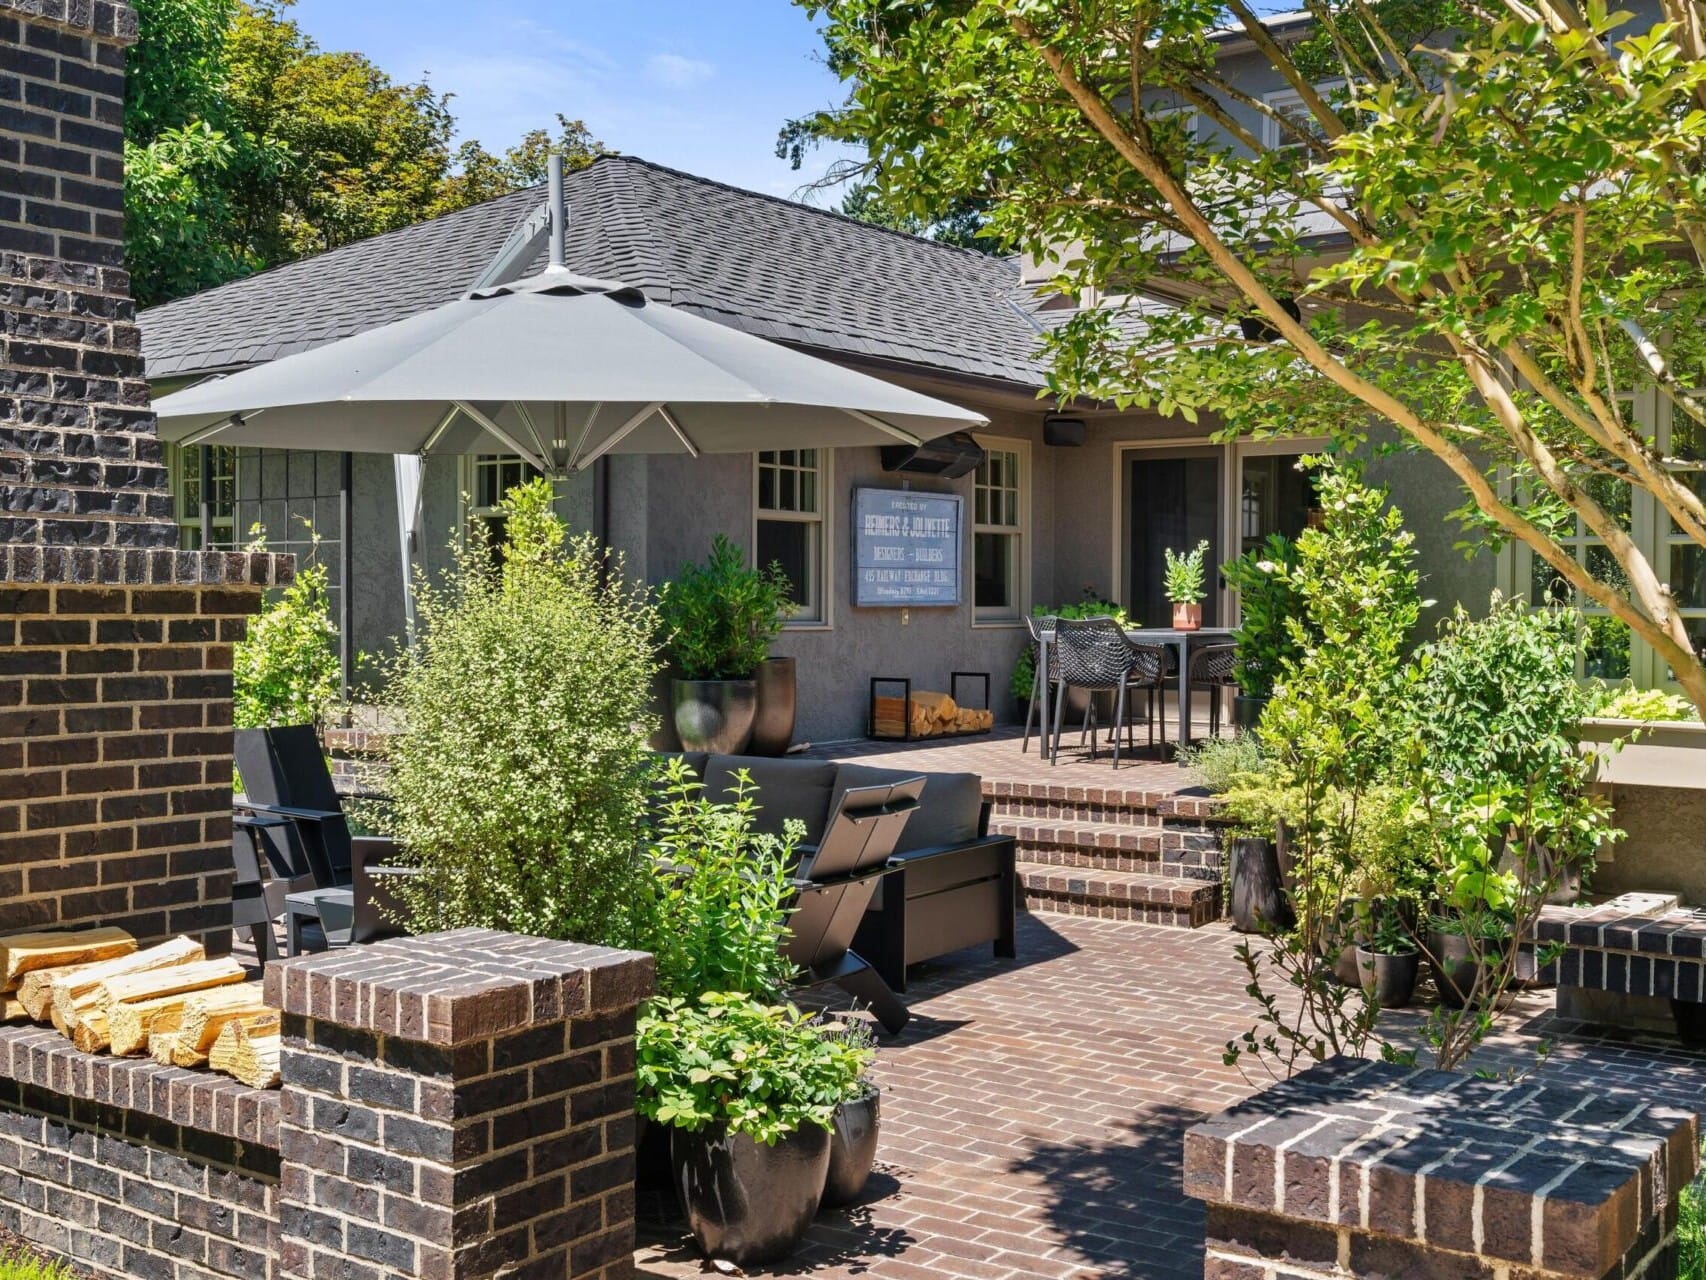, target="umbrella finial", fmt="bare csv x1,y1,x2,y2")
548,150,566,269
